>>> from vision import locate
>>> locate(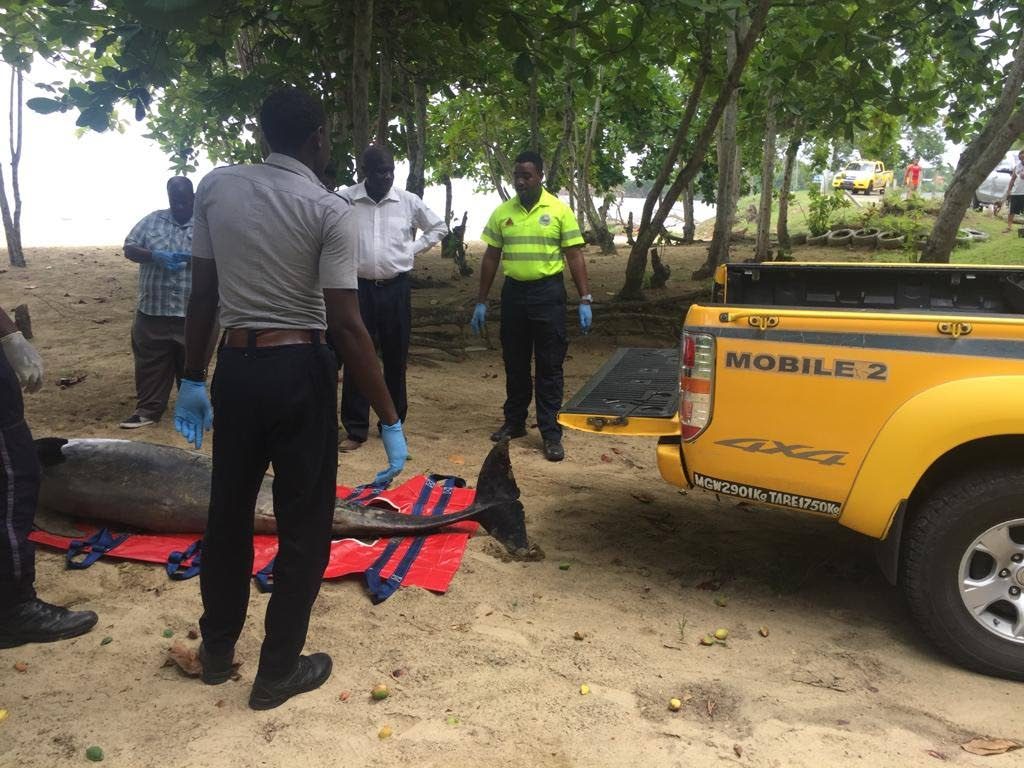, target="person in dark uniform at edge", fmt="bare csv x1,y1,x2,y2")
470,150,592,462
0,307,98,647
337,145,447,453
171,87,409,710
